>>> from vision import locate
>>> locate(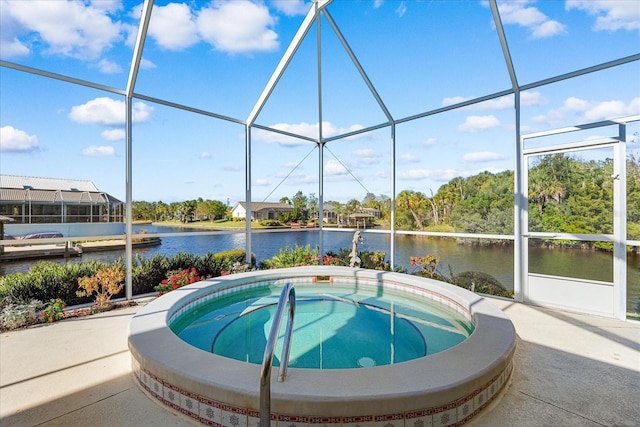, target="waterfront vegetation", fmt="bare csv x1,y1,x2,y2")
0,242,524,331
2,154,639,329
131,154,640,251
0,249,252,330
